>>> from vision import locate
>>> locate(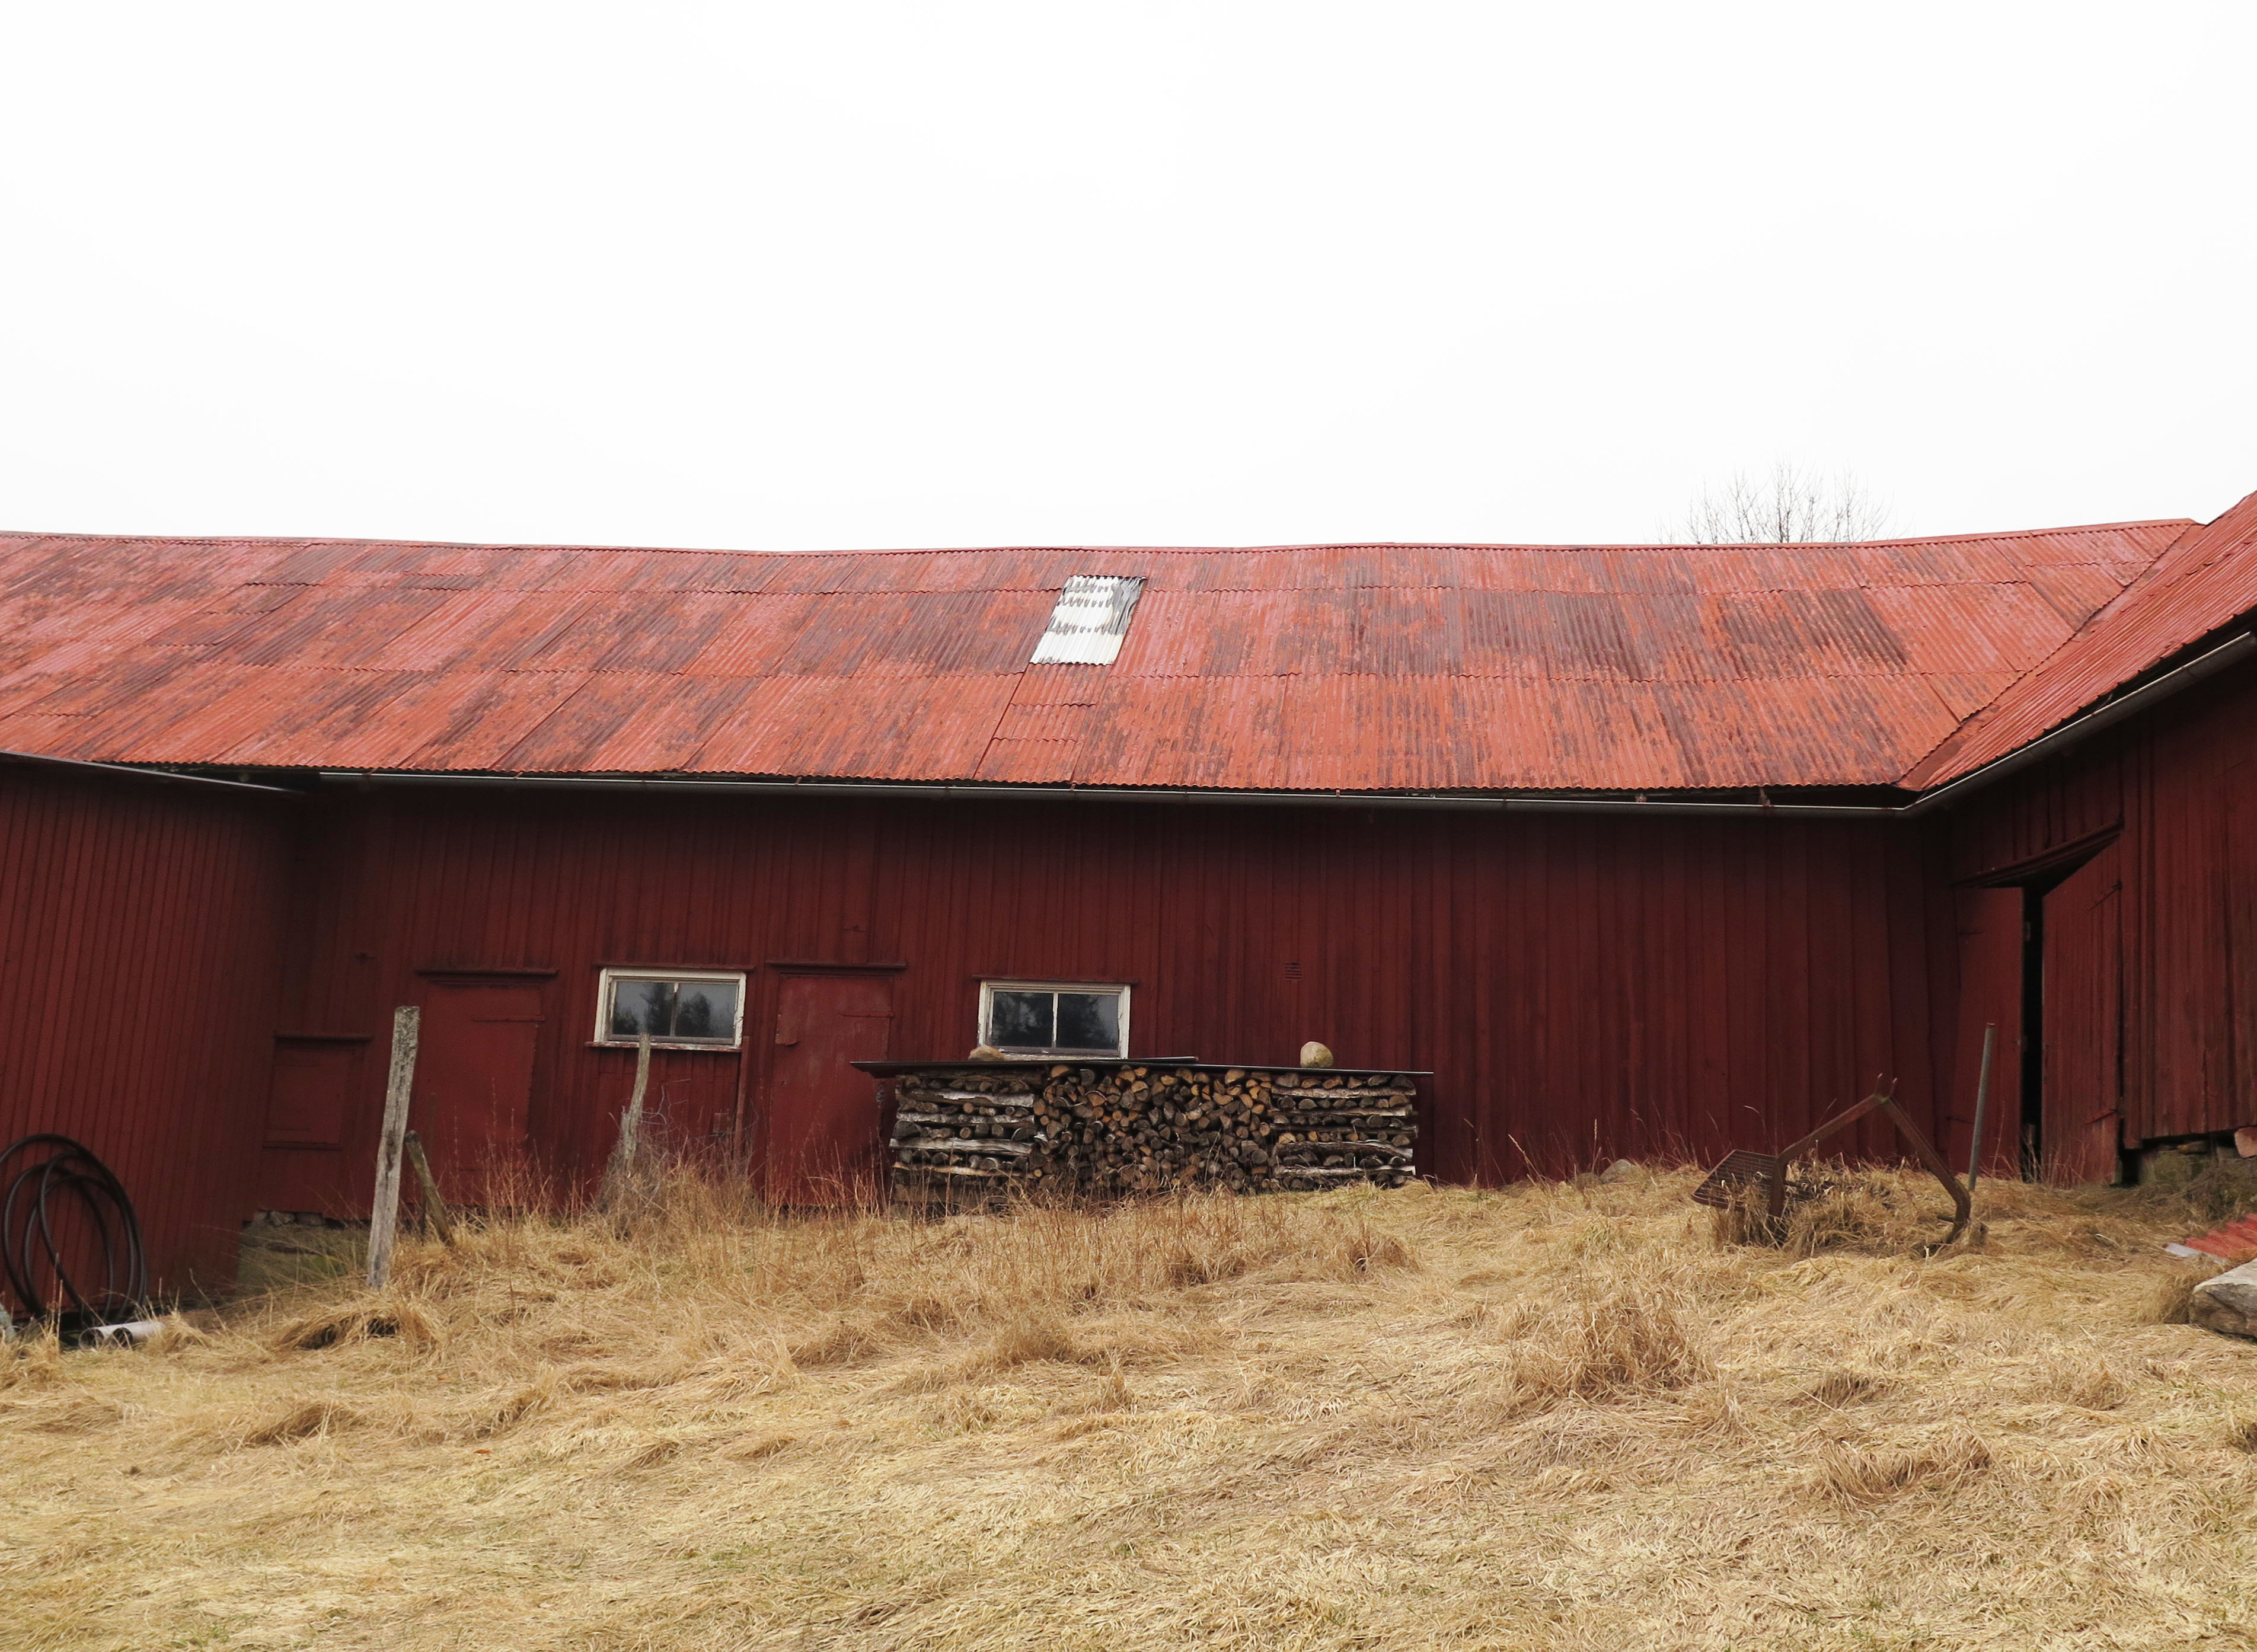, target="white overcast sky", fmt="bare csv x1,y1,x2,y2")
2,3,2253,551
